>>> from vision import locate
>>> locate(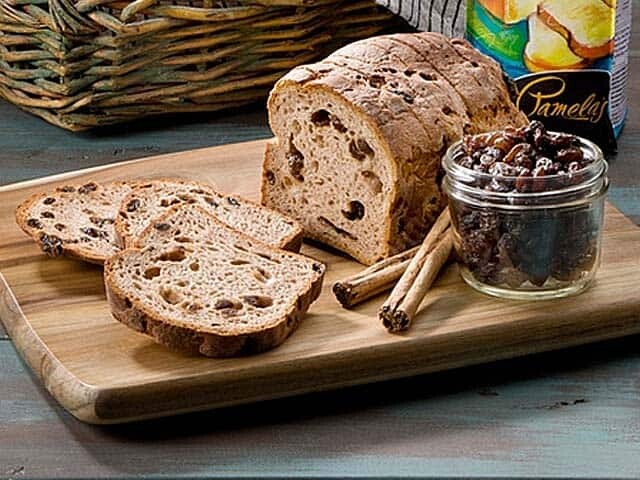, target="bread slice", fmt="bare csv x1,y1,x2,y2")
263,32,526,265
538,0,614,60
115,178,303,252
104,204,325,357
15,180,135,264
477,0,539,24
525,13,589,72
